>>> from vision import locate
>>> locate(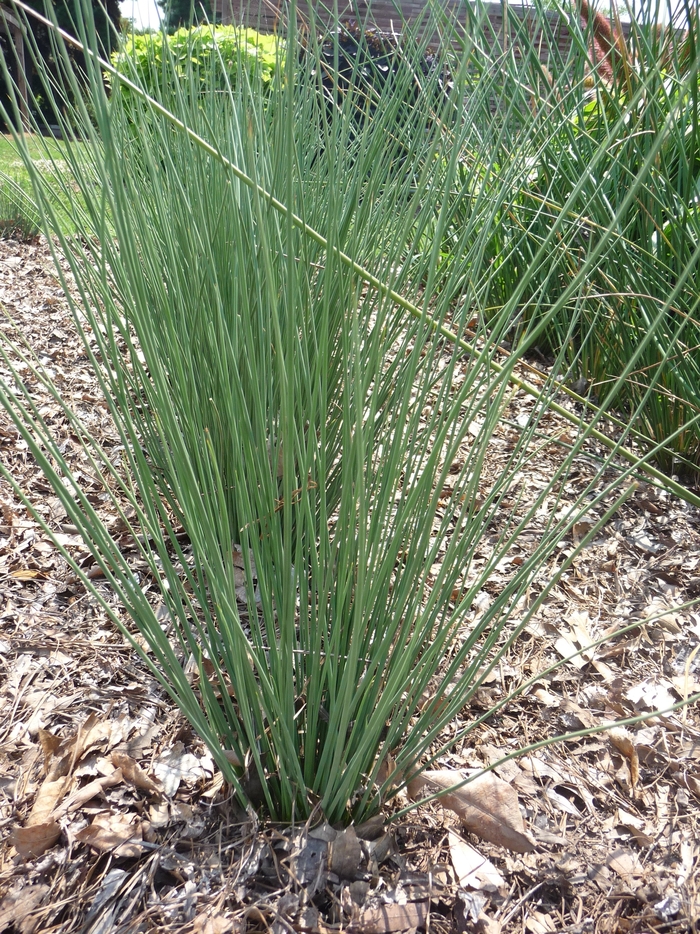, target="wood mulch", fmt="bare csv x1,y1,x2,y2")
1,236,699,934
